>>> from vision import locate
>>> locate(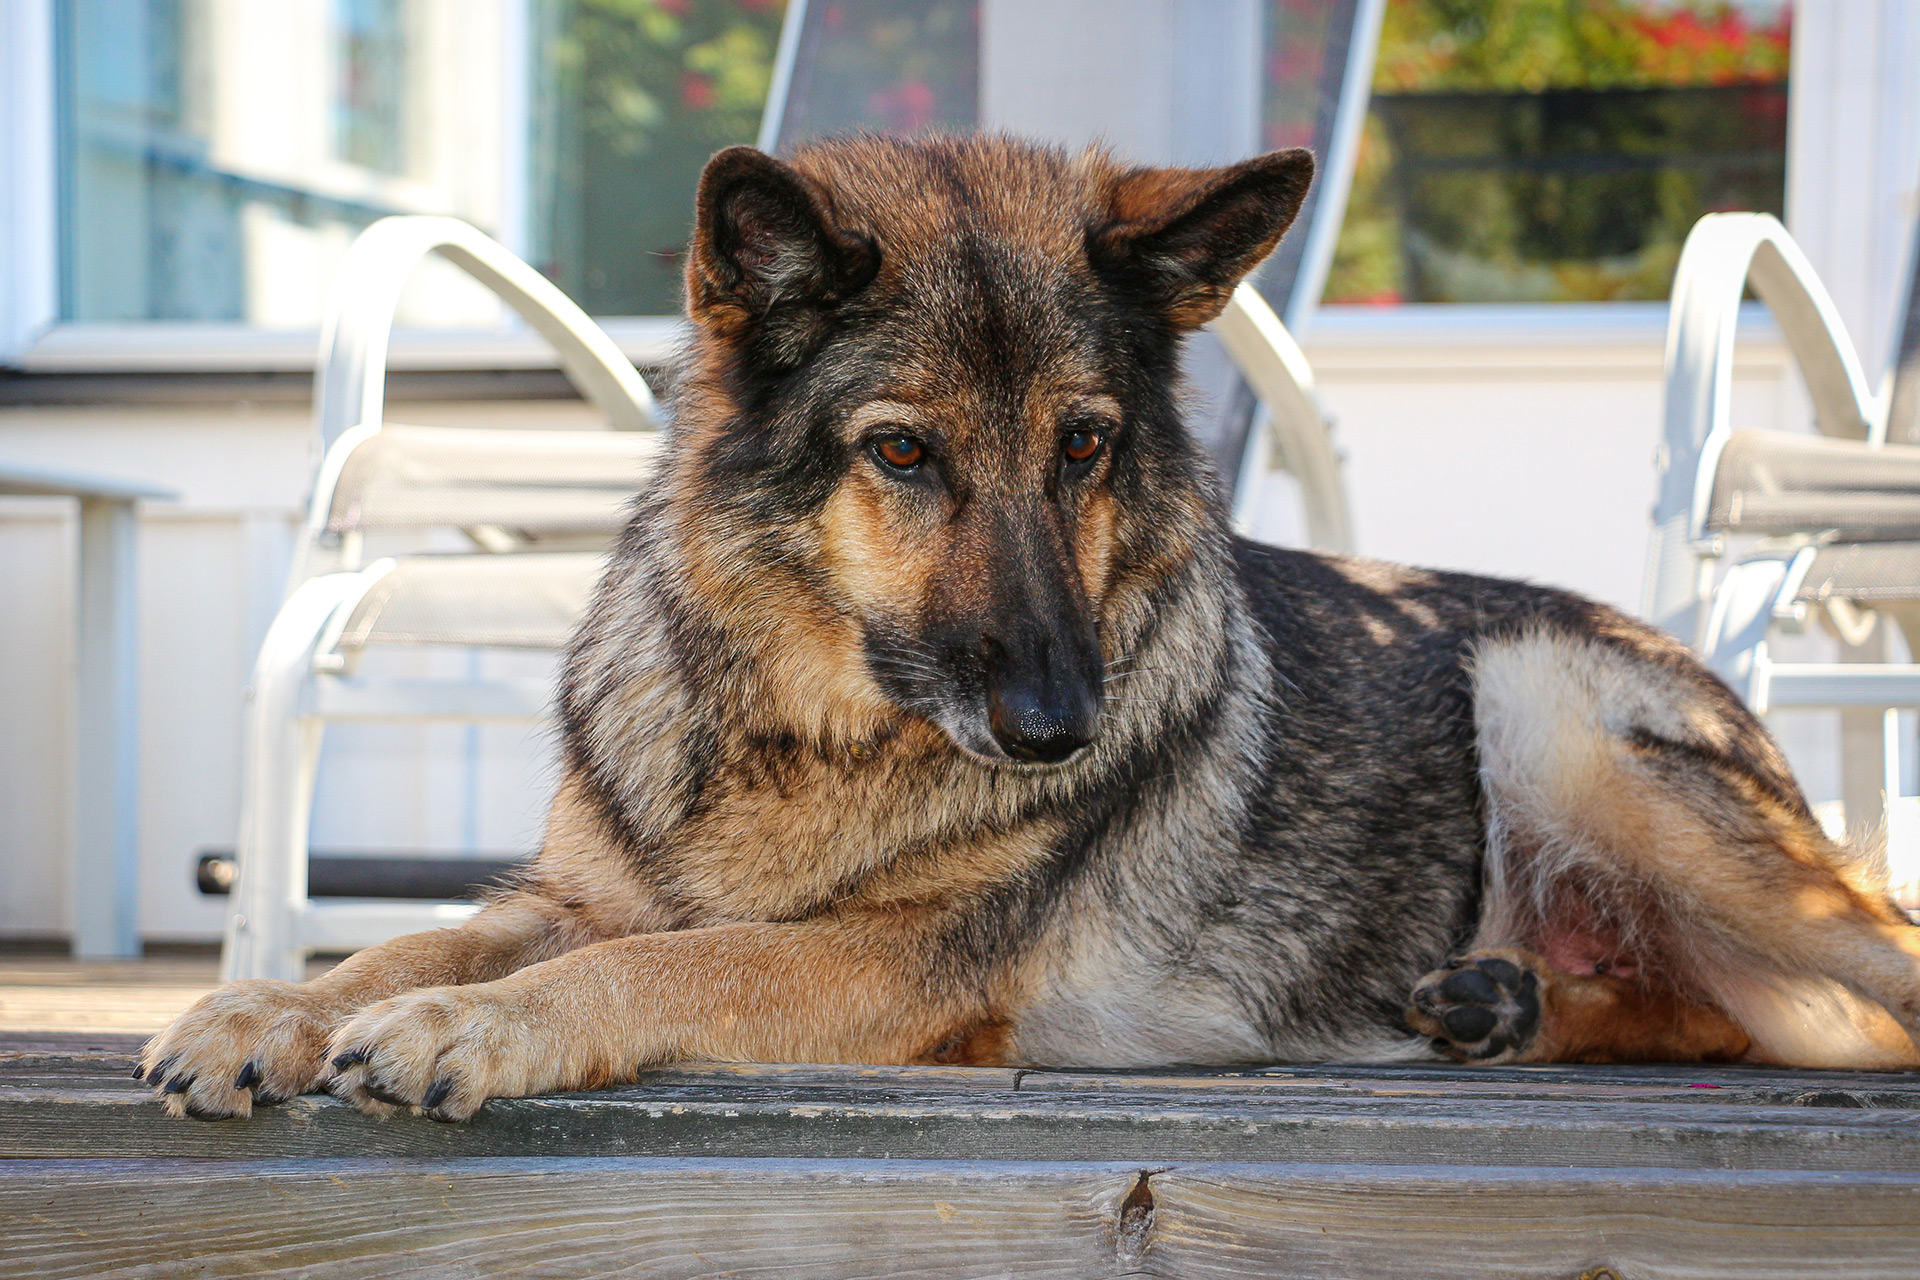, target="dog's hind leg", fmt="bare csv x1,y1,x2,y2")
1419,627,1920,1068
1408,947,1751,1063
